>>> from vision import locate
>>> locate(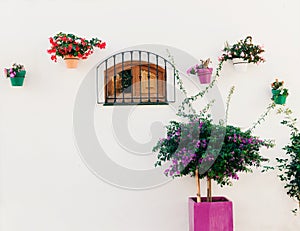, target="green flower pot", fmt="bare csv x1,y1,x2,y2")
10,70,26,86
272,89,280,96
274,95,287,105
